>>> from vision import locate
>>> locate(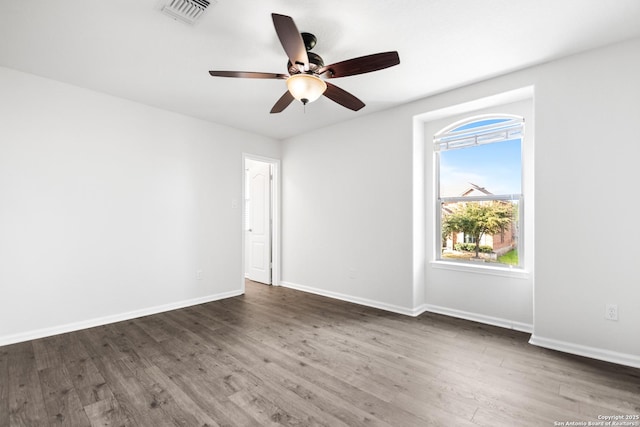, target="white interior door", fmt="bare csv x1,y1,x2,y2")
247,160,272,284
